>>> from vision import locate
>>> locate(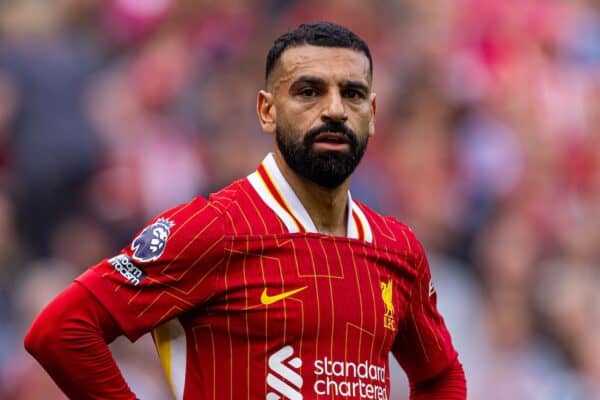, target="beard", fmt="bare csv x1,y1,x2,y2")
276,120,369,189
